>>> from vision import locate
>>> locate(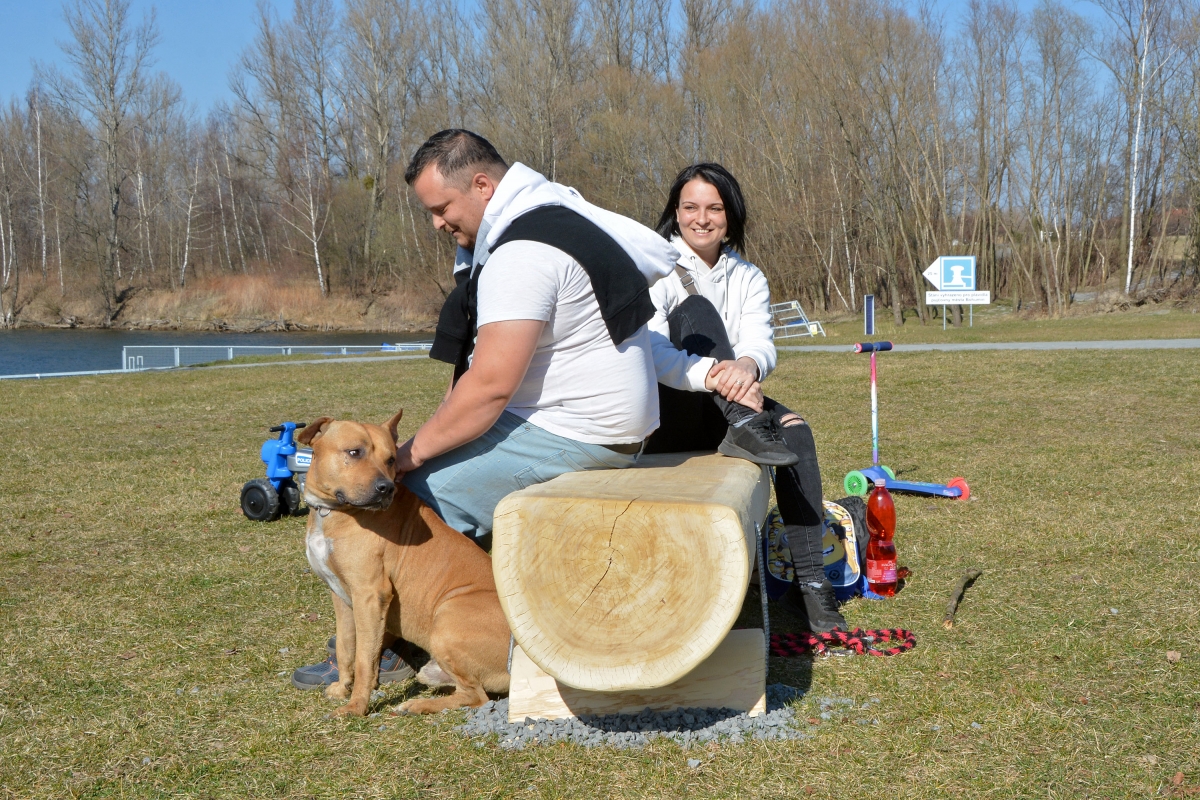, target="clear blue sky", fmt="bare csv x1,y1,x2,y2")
1,0,1105,113
0,0,263,112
